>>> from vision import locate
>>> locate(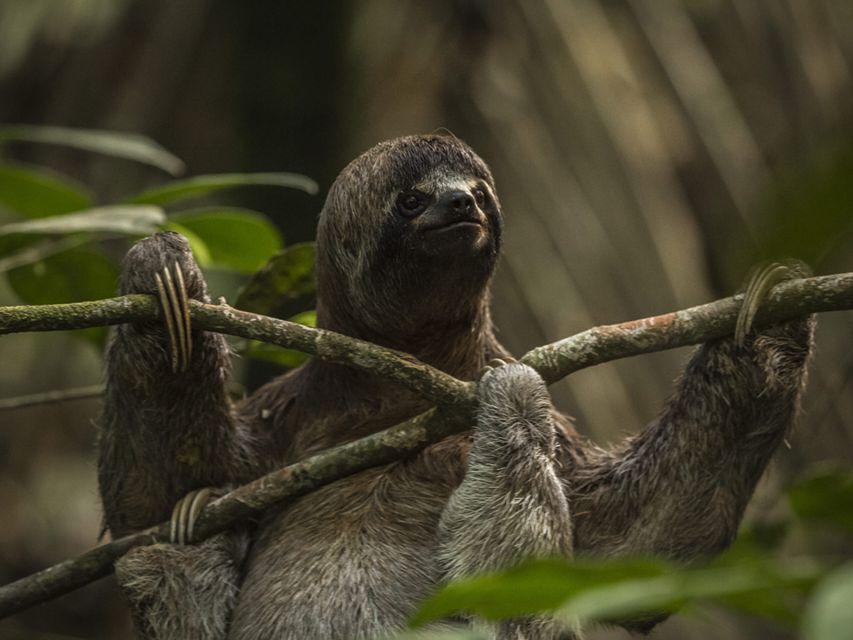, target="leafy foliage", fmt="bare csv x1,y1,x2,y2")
0,124,316,362
235,242,316,314
788,468,853,535
170,208,283,274
128,172,318,205
397,468,853,640
0,163,92,217
0,205,165,237
0,124,185,175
